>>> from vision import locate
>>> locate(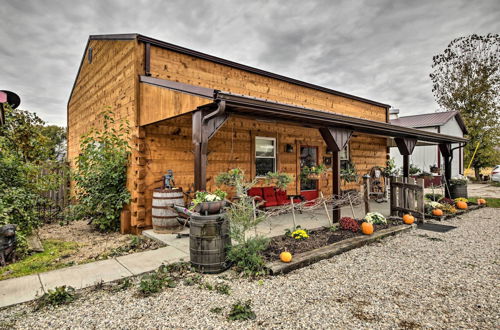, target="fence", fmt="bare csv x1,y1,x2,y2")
390,176,425,222
37,164,70,222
